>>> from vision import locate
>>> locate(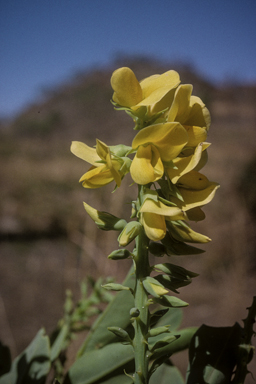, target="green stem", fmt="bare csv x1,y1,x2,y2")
133,185,151,384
